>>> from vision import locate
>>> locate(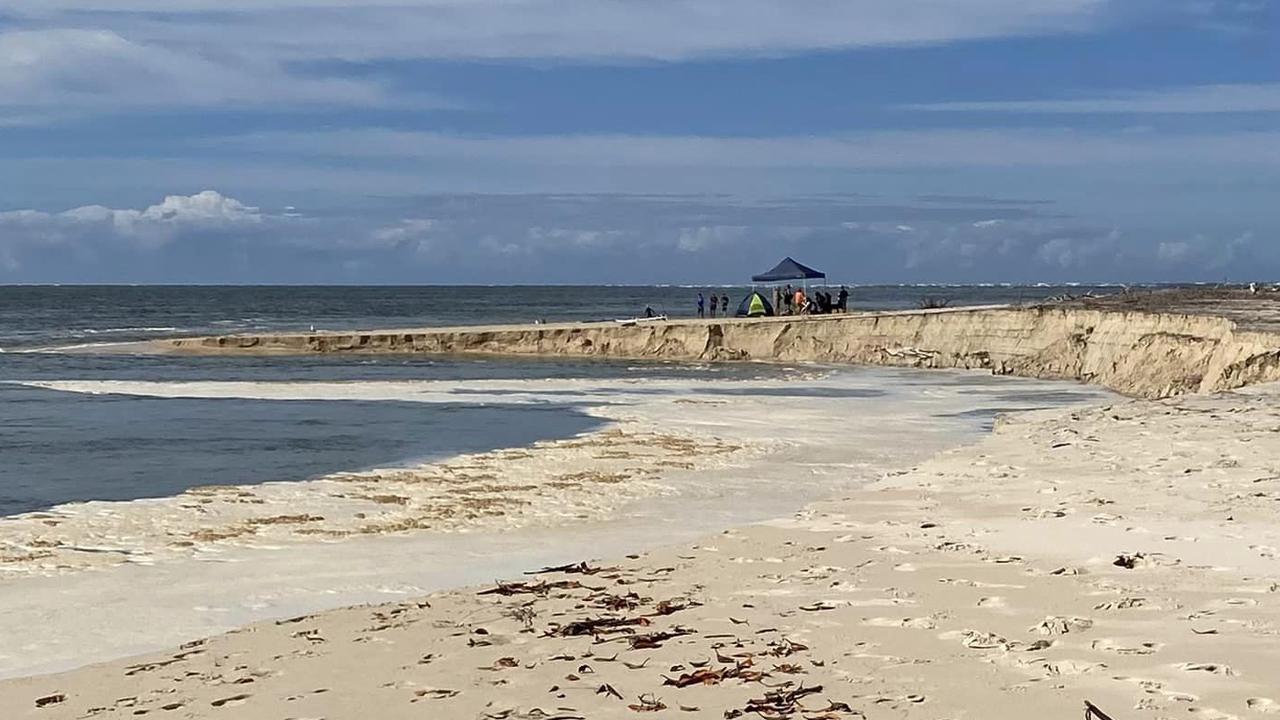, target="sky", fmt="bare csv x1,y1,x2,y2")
0,0,1277,284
